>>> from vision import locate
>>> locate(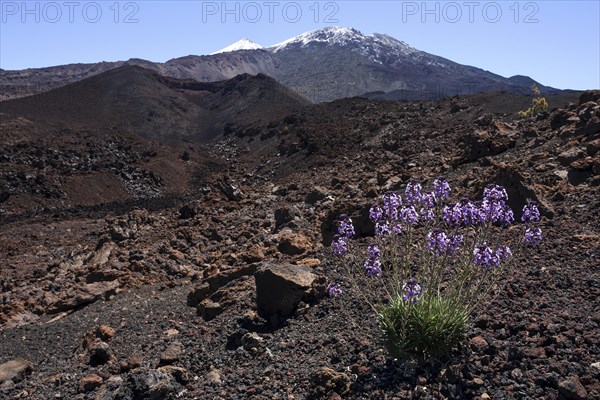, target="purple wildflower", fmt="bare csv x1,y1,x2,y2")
327,282,342,298
402,279,422,303
444,198,479,226
369,205,384,223
375,221,391,238
367,244,381,258
364,256,382,277
337,214,355,239
382,192,402,220
419,192,436,222
479,198,514,225
473,242,500,268
399,205,419,225
420,192,435,208
495,245,512,261
521,201,540,224
405,181,422,205
433,176,451,203
427,229,463,256
524,227,542,245
449,234,464,252
332,235,348,256
483,184,508,202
